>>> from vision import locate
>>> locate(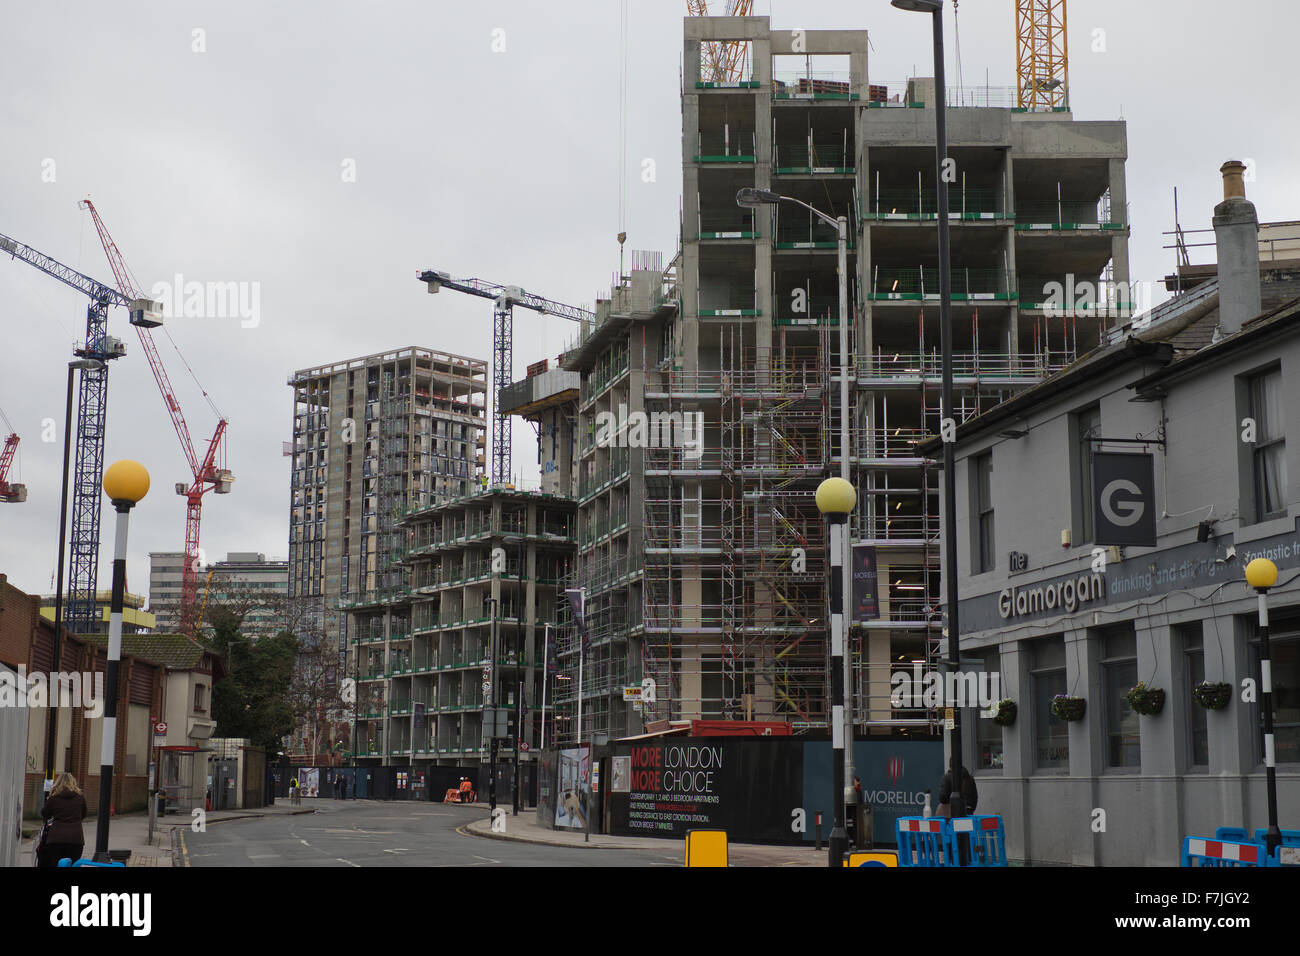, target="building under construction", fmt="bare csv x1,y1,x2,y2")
549,14,1130,747
289,346,488,762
